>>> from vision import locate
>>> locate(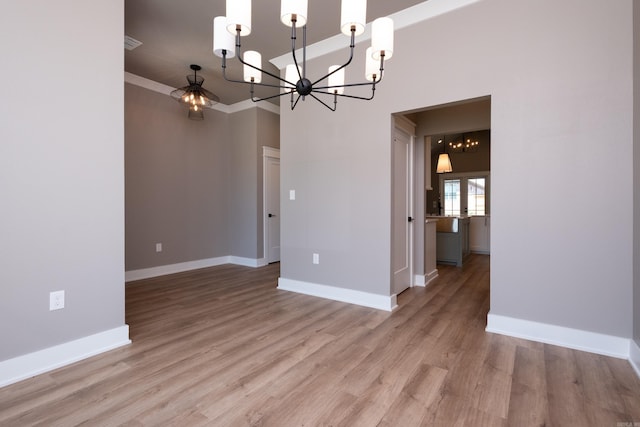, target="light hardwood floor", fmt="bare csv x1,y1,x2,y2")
1,255,639,426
